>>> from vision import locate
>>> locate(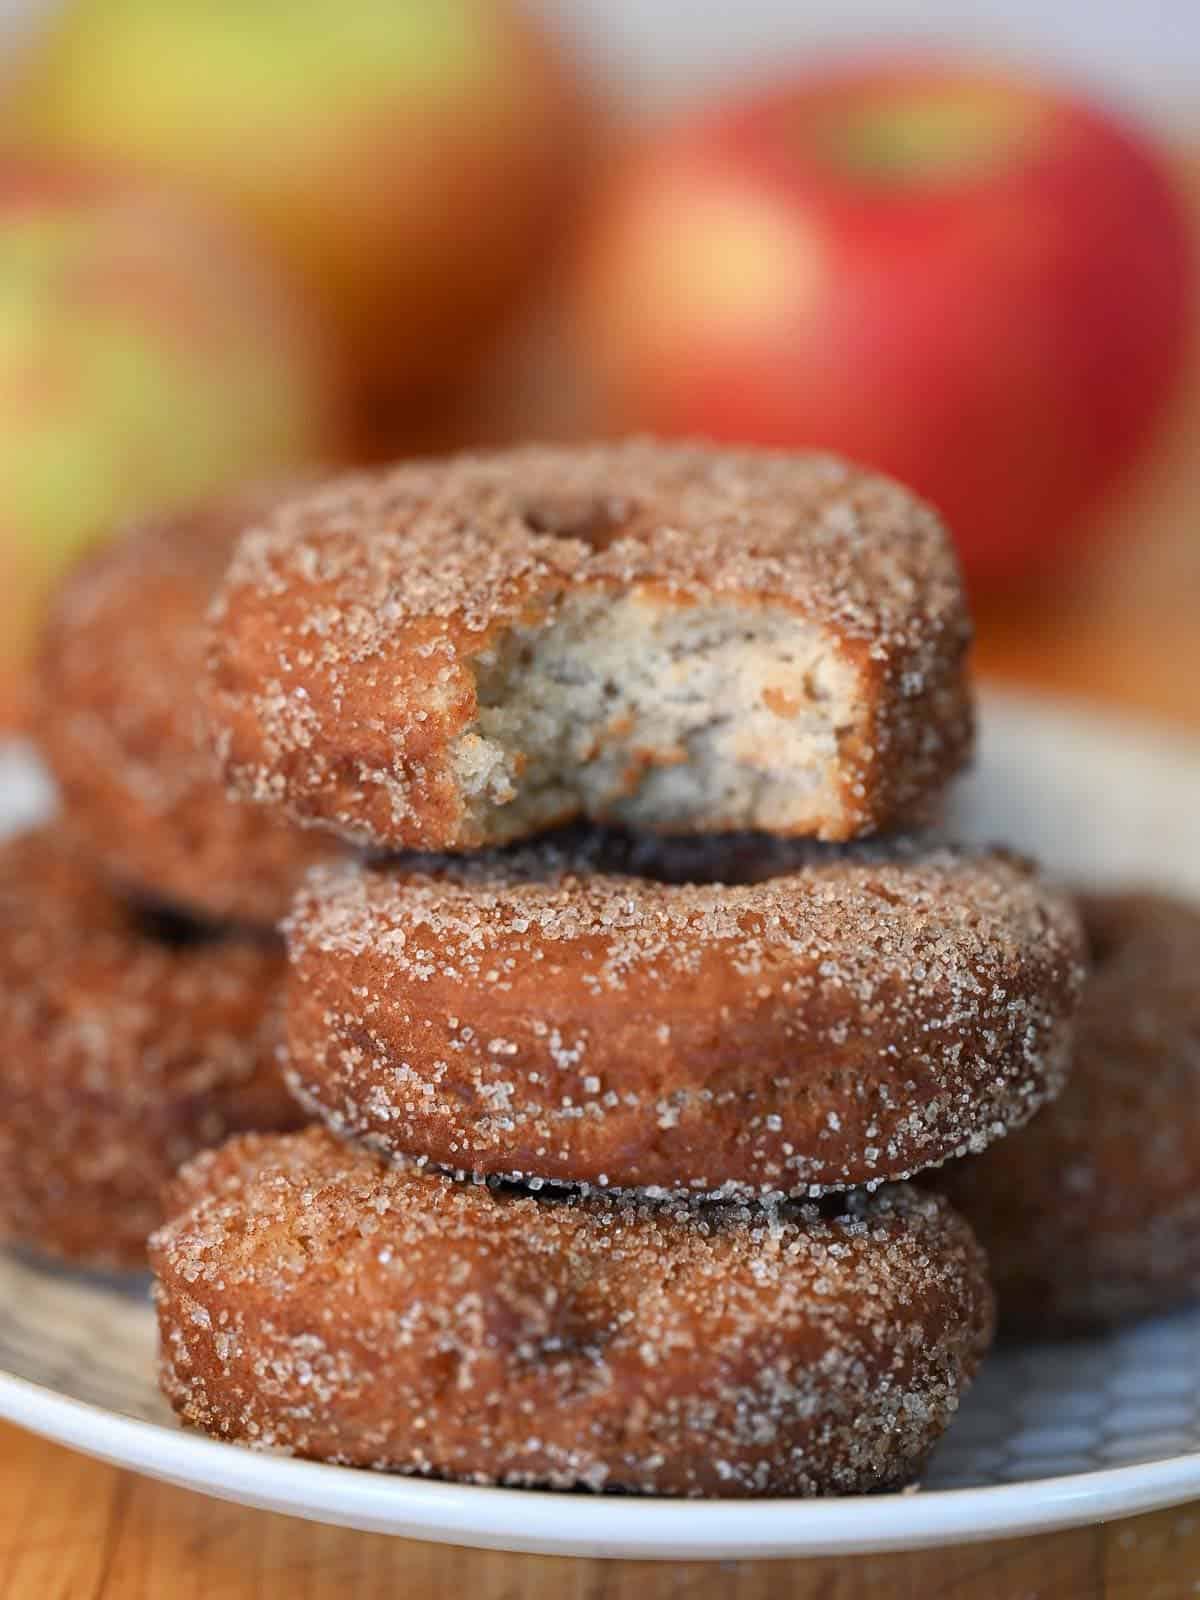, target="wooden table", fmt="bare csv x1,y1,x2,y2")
2,1417,1200,1600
